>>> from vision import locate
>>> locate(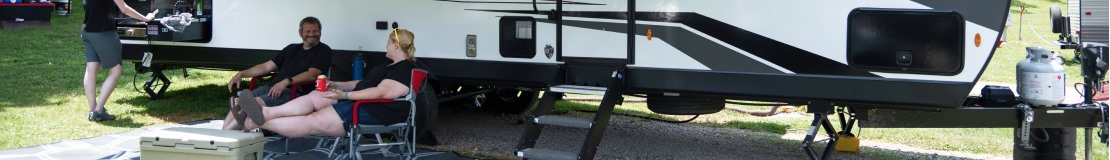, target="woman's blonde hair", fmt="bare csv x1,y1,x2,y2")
390,29,416,61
